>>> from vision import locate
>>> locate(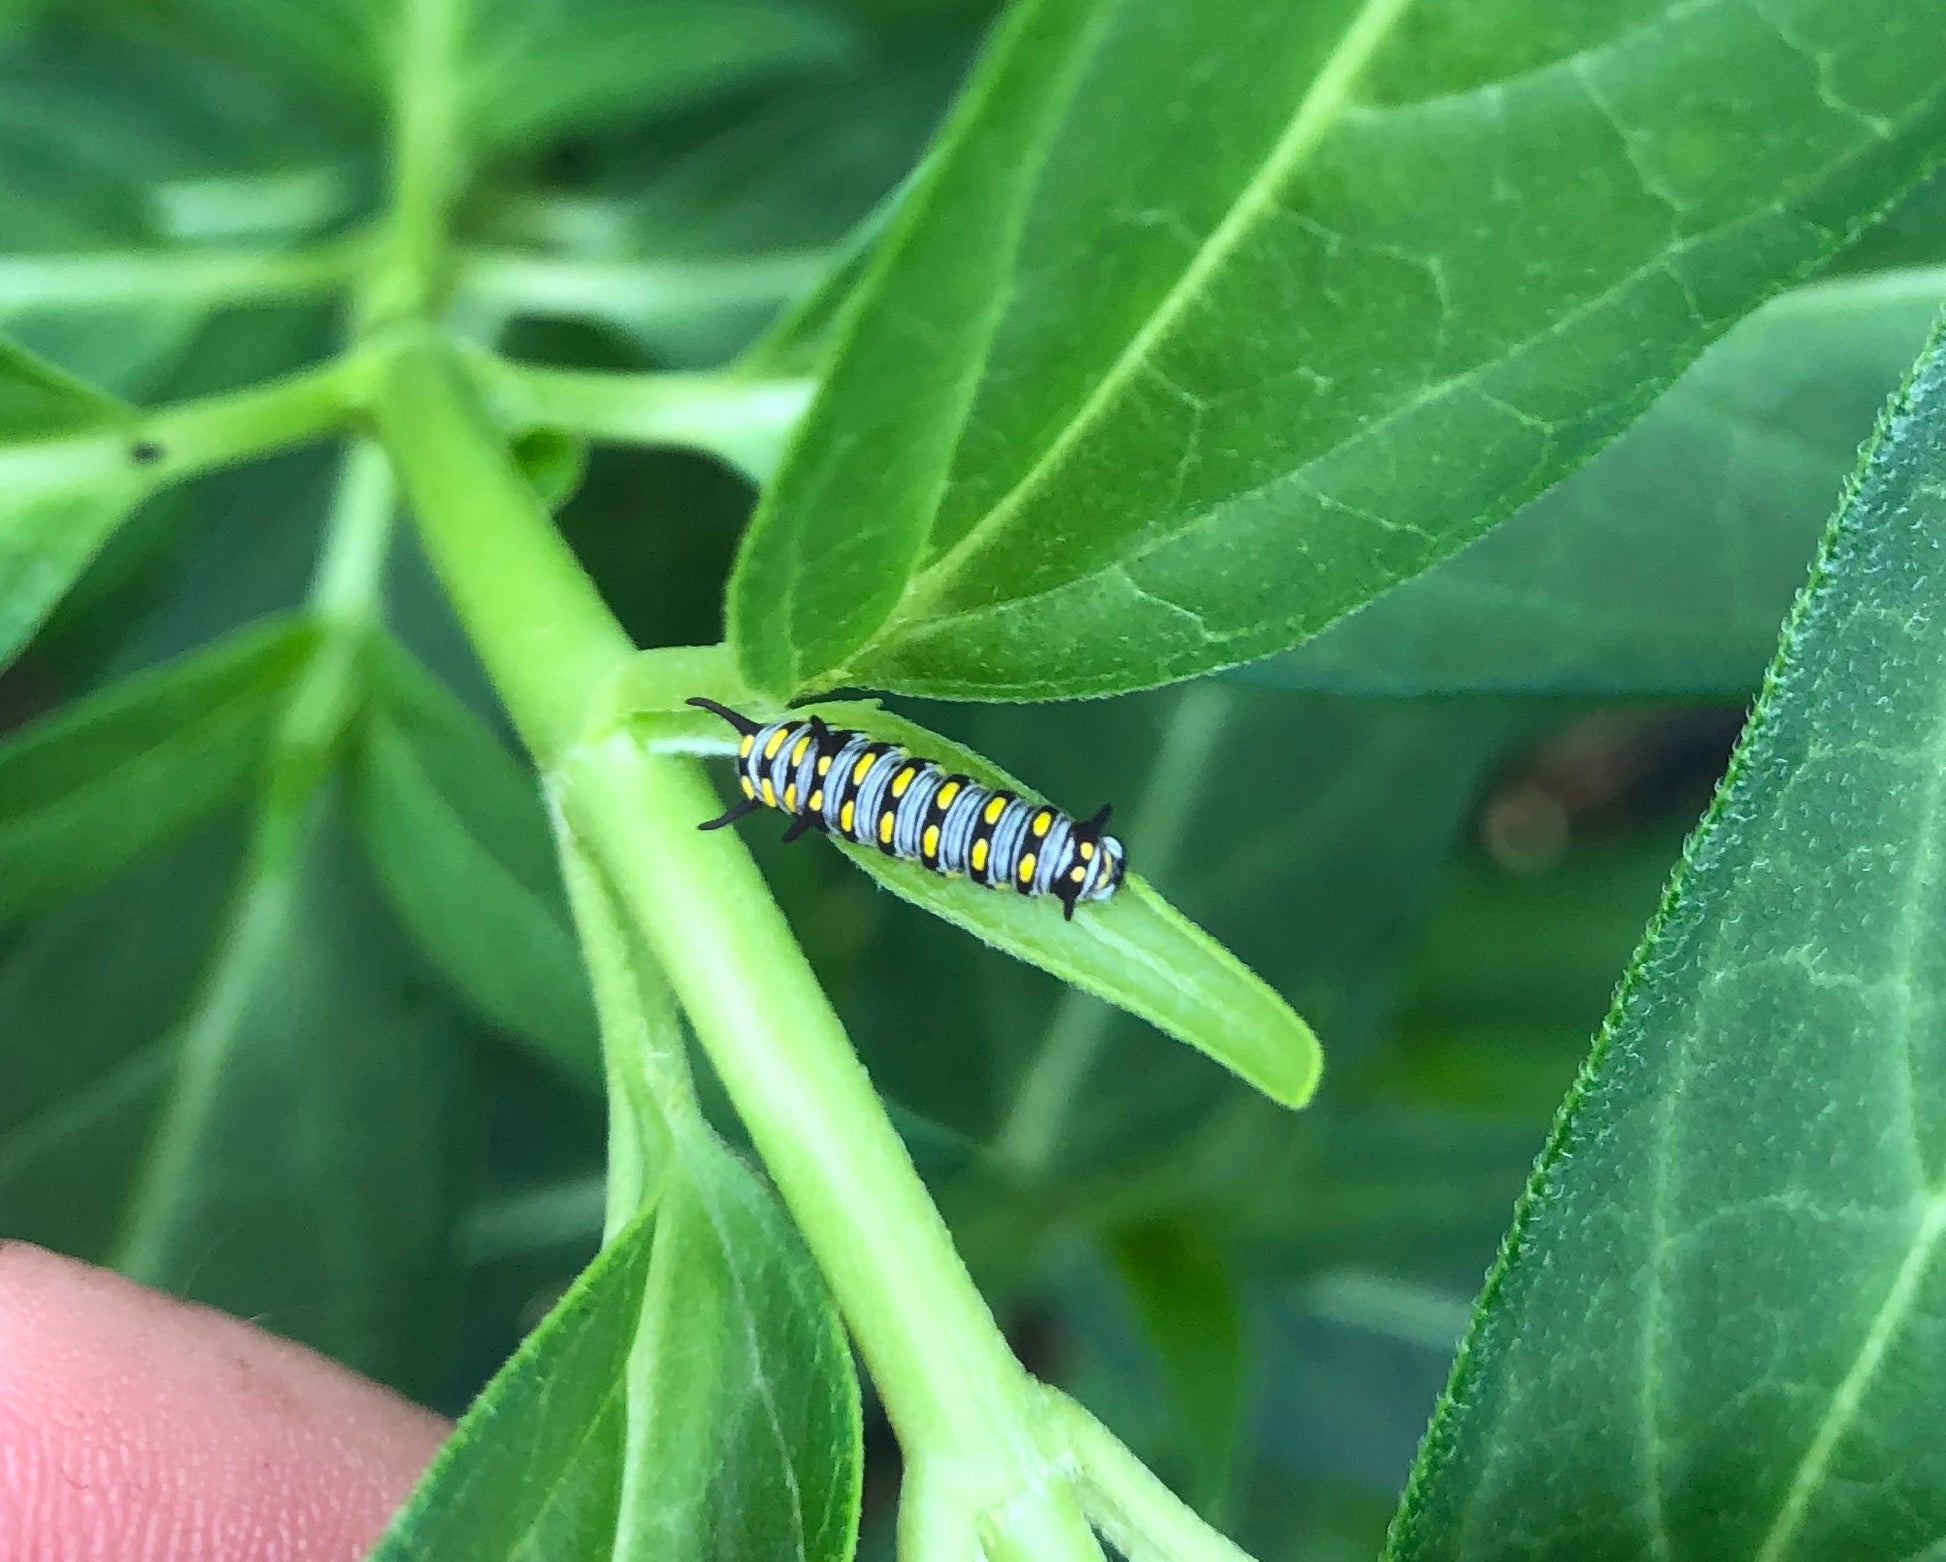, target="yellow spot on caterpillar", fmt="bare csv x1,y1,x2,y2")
740,775,755,799
739,734,754,759
817,755,831,775
1018,852,1036,883
971,839,989,873
784,783,798,811
791,734,811,765
878,811,895,844
983,796,1006,825
892,766,916,798
922,824,940,858
852,753,875,785
810,789,824,811
840,800,855,832
1078,841,1095,860
761,779,776,807
936,781,960,809
764,728,787,759
1070,866,1085,882
1031,810,1052,838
